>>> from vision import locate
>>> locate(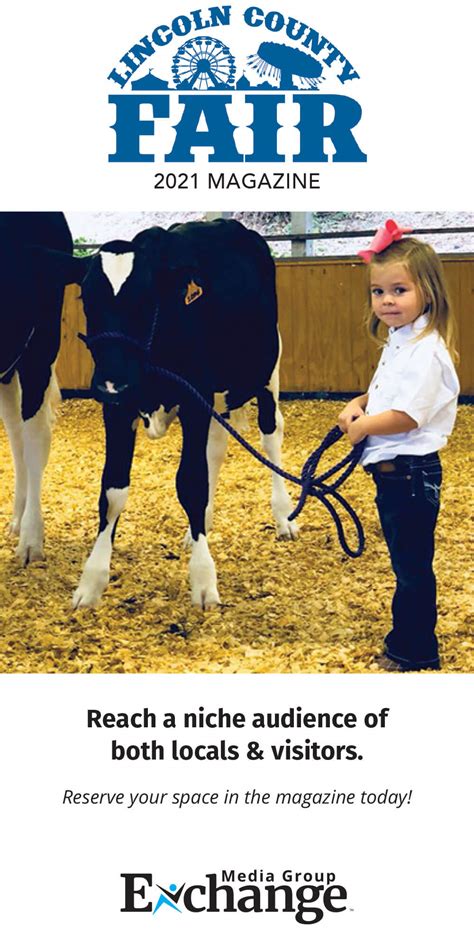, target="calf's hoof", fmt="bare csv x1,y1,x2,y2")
191,584,221,610
72,569,109,609
276,517,299,540
16,537,44,566
189,534,219,609
15,513,44,564
16,543,45,566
